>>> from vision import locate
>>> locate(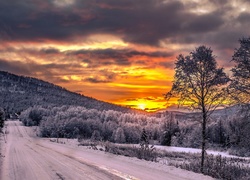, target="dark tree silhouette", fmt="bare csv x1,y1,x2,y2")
230,37,250,104
0,108,5,131
140,128,149,145
165,45,229,173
